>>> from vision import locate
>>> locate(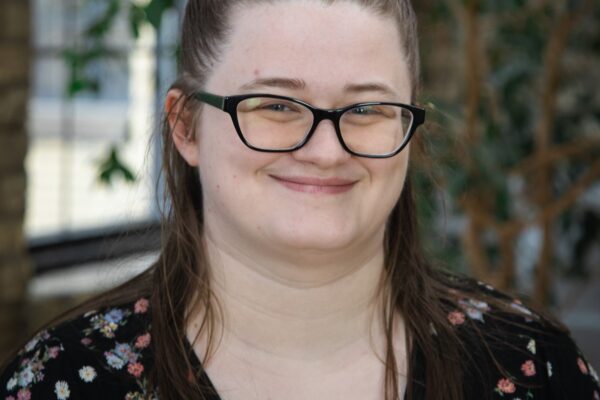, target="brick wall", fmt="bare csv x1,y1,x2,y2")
0,0,32,358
